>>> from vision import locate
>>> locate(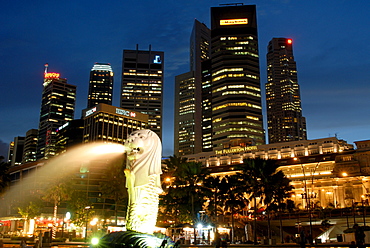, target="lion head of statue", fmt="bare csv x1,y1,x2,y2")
124,129,162,186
